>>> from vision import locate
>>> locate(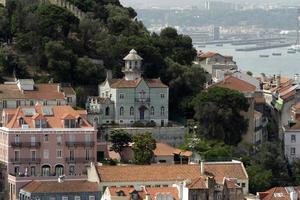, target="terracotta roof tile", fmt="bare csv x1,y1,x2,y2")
204,162,248,183
97,164,205,182
0,84,24,99
198,51,217,58
4,105,92,128
255,96,266,104
110,78,168,88
145,79,168,88
97,162,247,183
61,86,76,95
21,180,99,194
294,103,300,110
186,177,208,189
108,187,179,200
224,179,240,189
258,186,300,200
210,76,256,92
24,84,65,100
154,143,192,157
